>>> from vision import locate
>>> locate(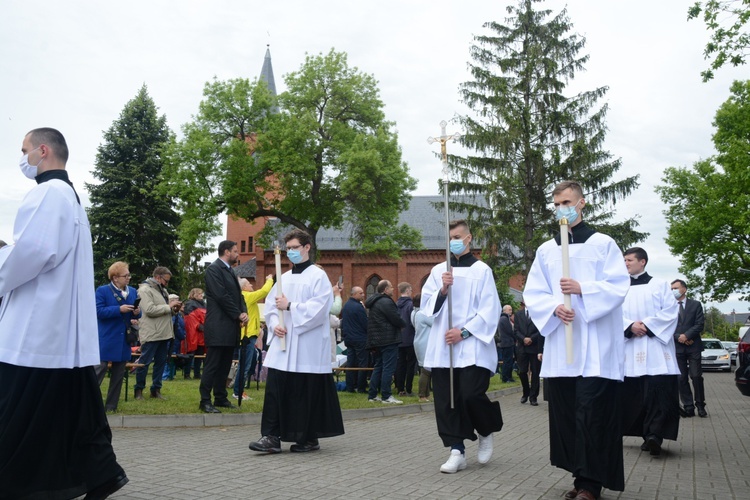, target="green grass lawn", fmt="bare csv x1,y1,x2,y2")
101,369,517,415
